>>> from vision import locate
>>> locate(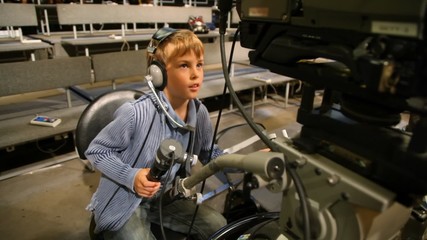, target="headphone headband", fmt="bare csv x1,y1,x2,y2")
147,27,178,54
